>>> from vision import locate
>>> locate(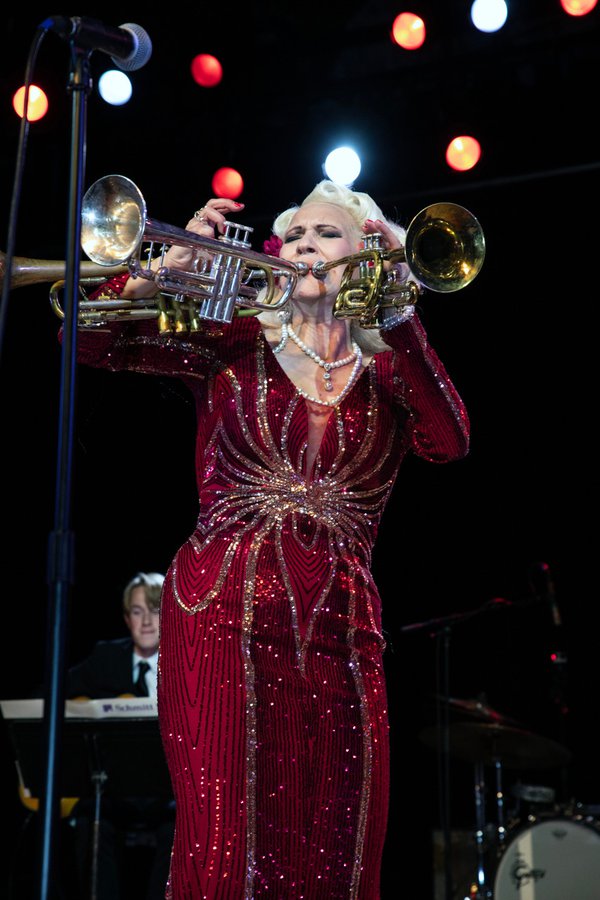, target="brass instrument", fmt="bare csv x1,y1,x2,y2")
2,177,484,334
312,202,485,329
